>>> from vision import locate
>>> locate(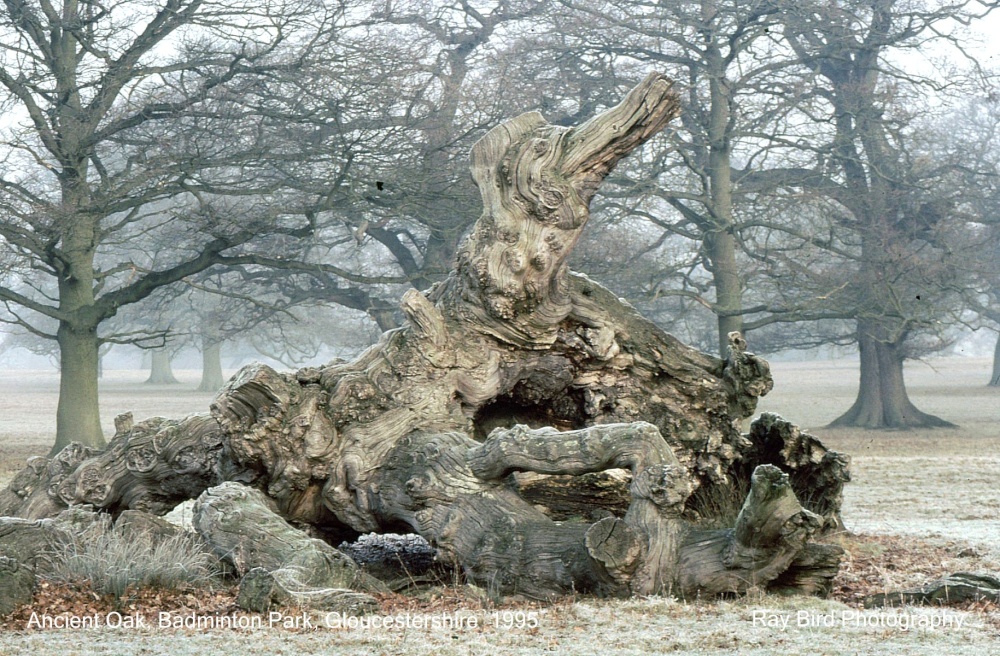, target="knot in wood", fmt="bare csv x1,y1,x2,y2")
631,464,693,509
125,444,158,473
